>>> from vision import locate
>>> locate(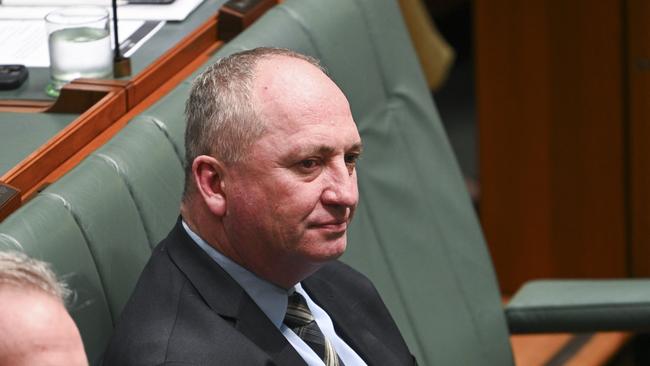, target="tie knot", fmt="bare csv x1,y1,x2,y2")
285,292,315,329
